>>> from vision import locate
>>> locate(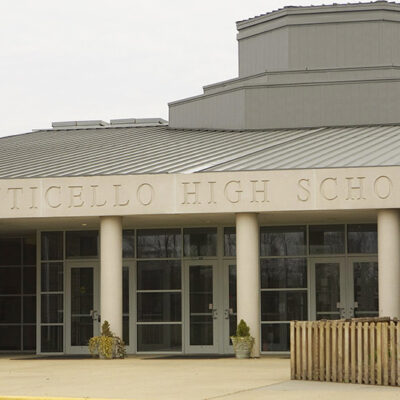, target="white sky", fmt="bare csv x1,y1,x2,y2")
0,0,368,137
